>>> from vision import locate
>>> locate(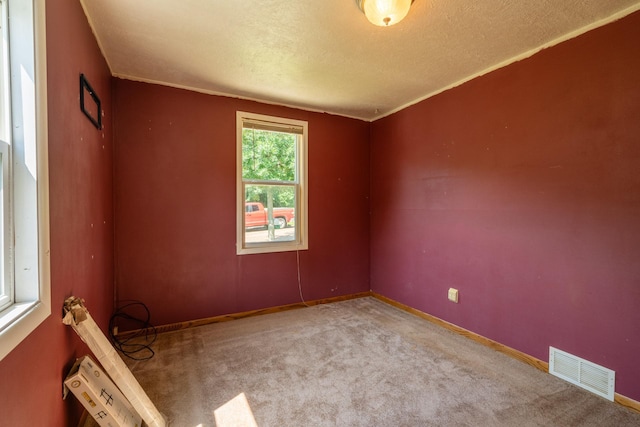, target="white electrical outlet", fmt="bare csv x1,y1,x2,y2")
448,288,459,303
